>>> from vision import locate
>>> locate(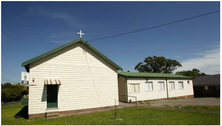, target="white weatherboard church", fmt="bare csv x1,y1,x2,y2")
22,31,123,118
